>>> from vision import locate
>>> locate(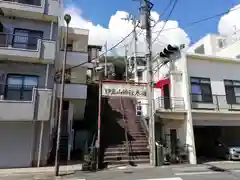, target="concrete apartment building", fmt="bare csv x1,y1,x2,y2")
128,56,146,82
55,28,103,163
141,50,240,164
0,0,60,168
56,27,90,124
188,33,240,58
0,0,101,168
